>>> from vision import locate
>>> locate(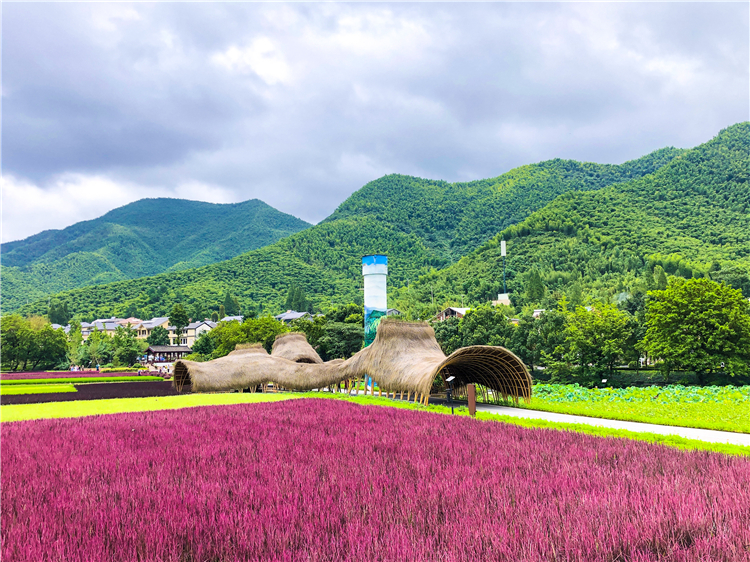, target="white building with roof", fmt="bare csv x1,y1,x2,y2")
274,311,311,324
